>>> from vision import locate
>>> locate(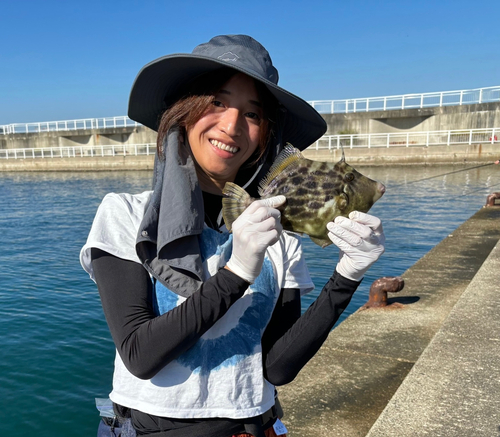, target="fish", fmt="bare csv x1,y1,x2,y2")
222,144,385,248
